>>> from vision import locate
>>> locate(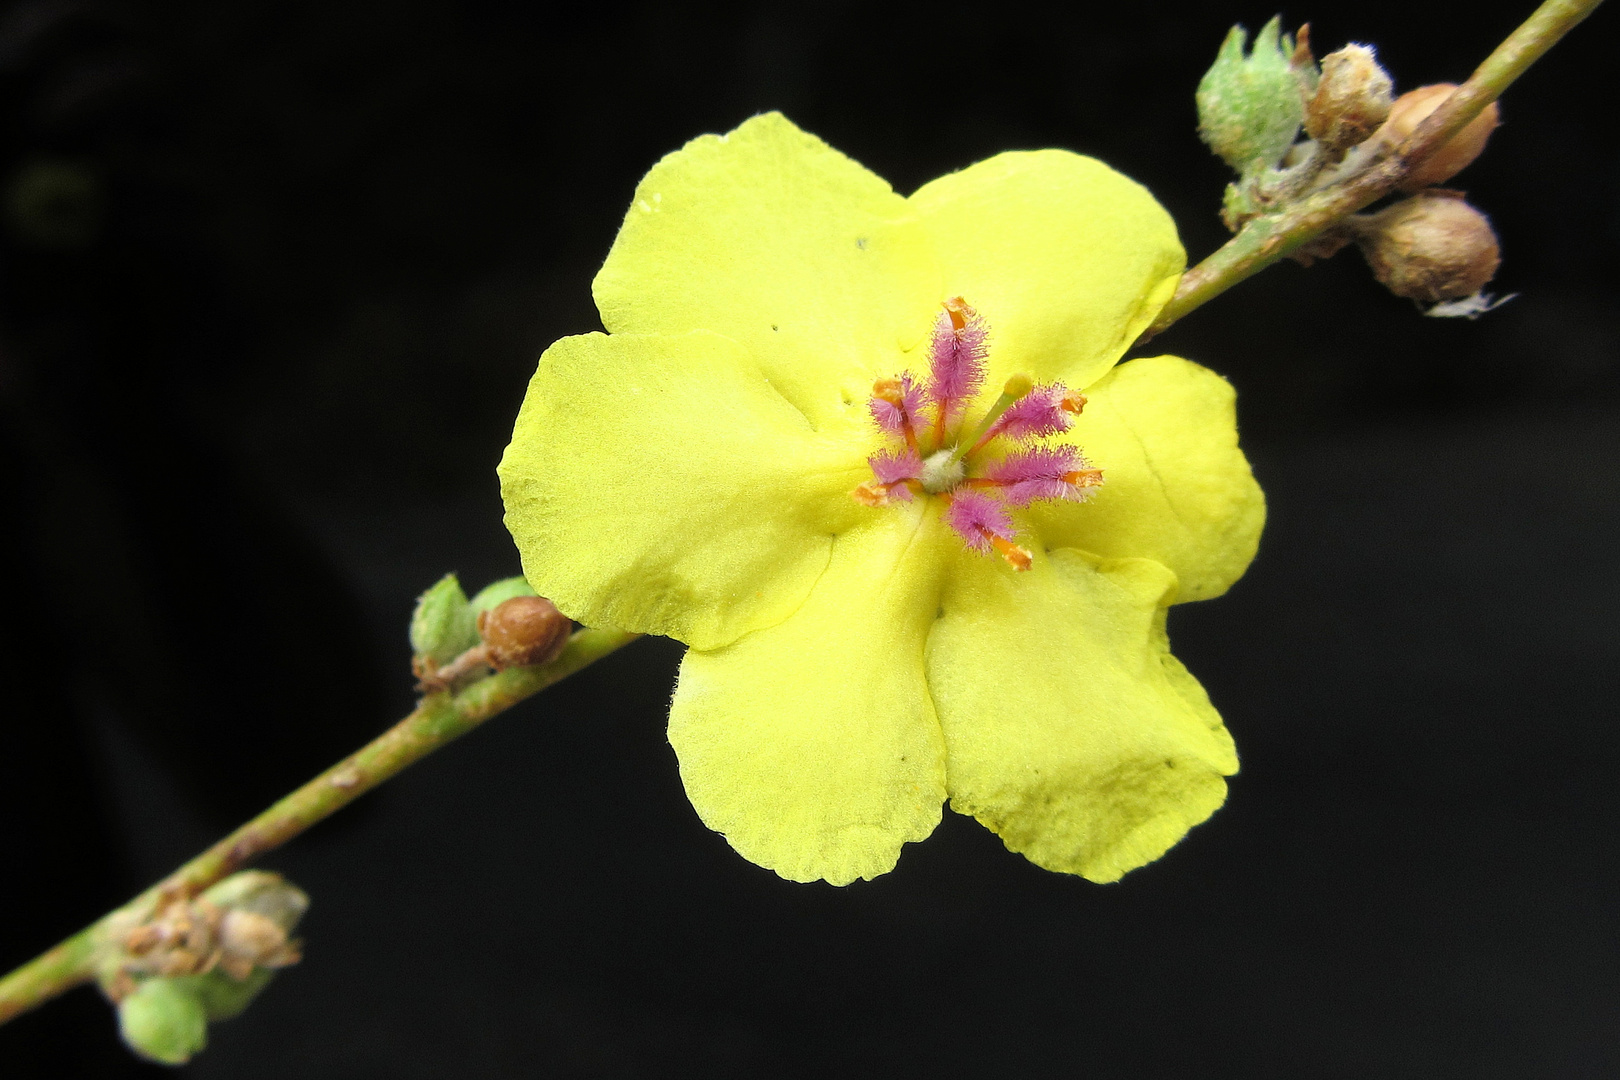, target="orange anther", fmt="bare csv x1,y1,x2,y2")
852,481,890,507
942,296,974,332
1060,390,1088,414
990,536,1033,572
1062,468,1105,487
872,377,905,405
